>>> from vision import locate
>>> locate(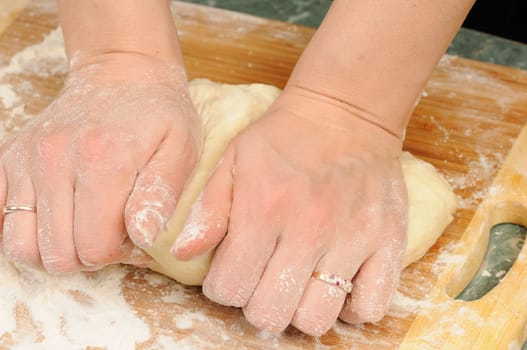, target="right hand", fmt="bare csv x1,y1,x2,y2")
171,86,408,335
0,54,202,272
